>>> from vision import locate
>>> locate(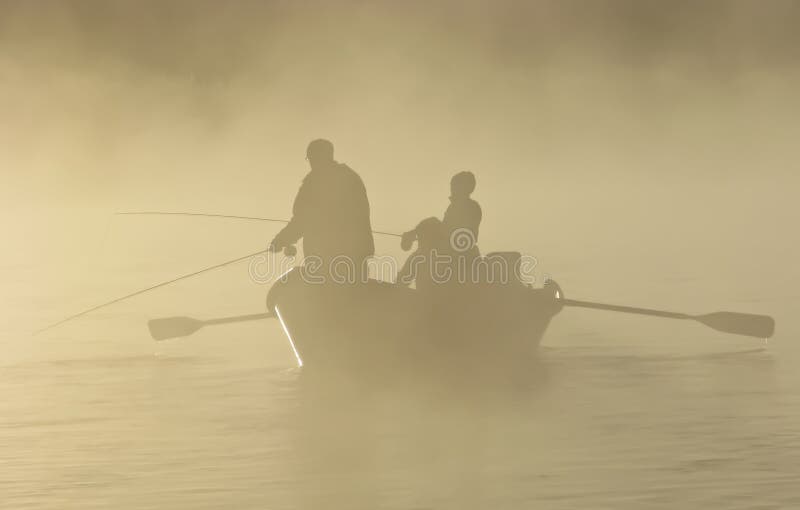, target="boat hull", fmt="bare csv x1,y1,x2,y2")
266,268,562,379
